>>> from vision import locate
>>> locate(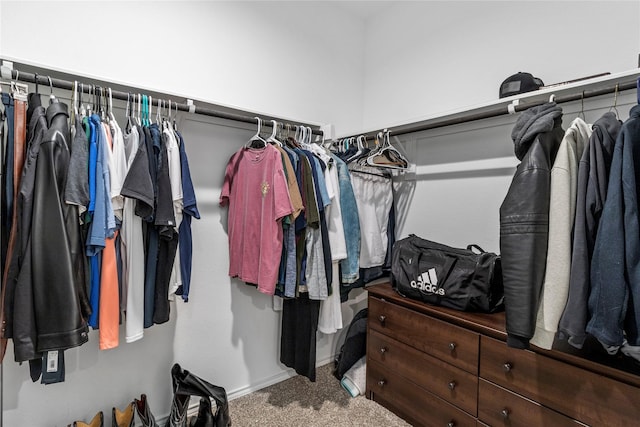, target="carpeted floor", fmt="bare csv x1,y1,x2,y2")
228,363,411,426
